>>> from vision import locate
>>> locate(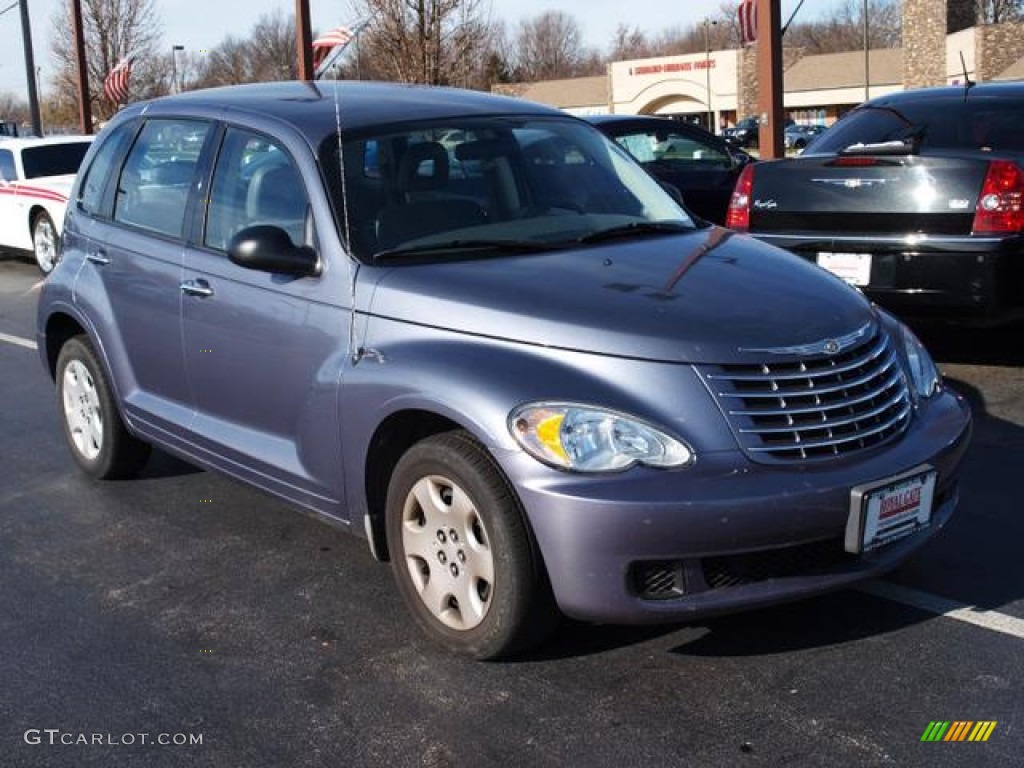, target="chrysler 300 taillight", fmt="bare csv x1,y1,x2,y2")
972,160,1024,234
